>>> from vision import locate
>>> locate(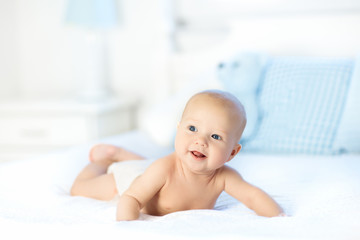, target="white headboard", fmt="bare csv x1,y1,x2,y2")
223,14,360,57
170,13,360,92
